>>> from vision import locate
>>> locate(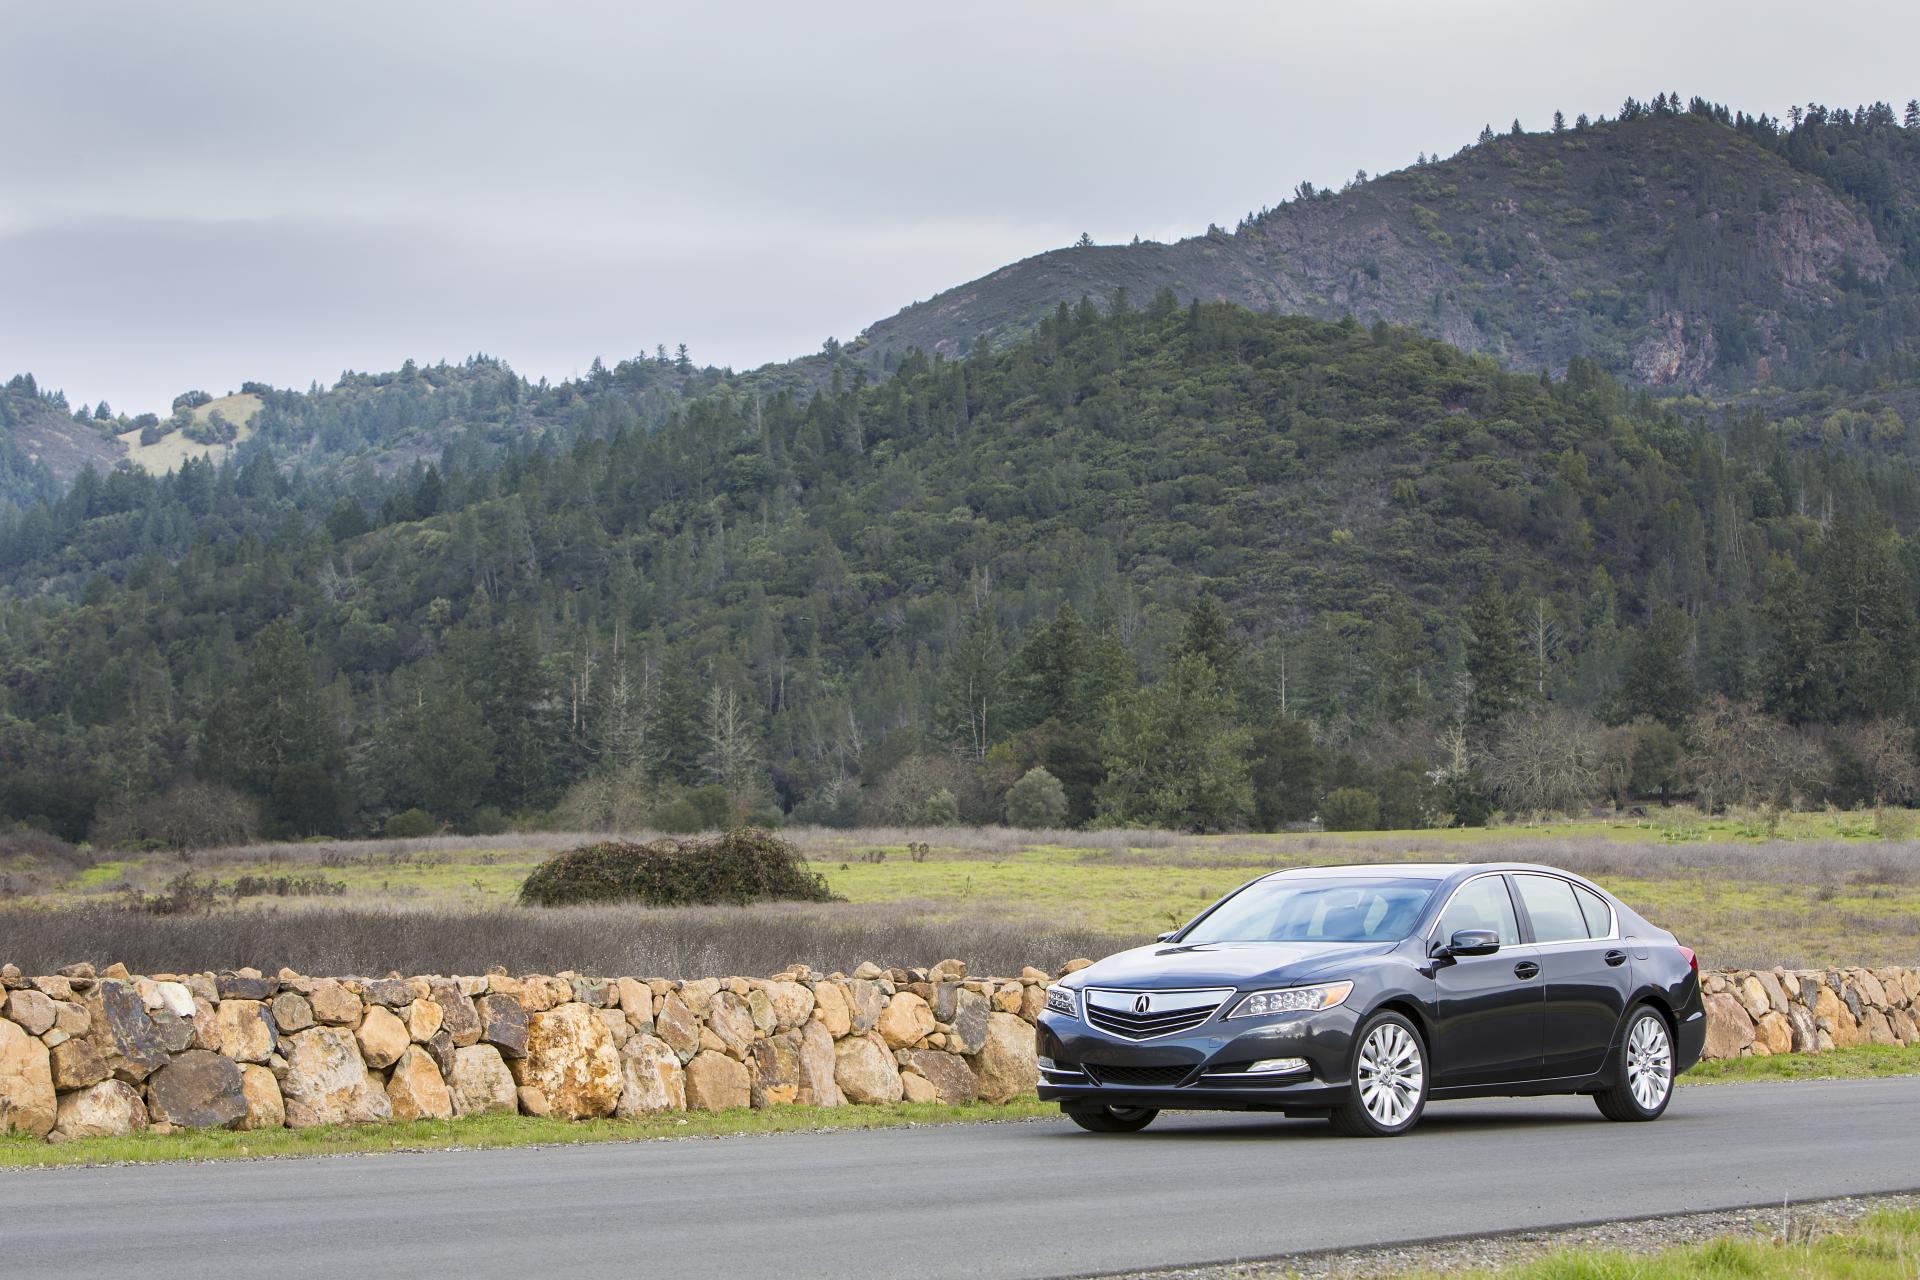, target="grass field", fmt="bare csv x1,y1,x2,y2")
4,815,1918,973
